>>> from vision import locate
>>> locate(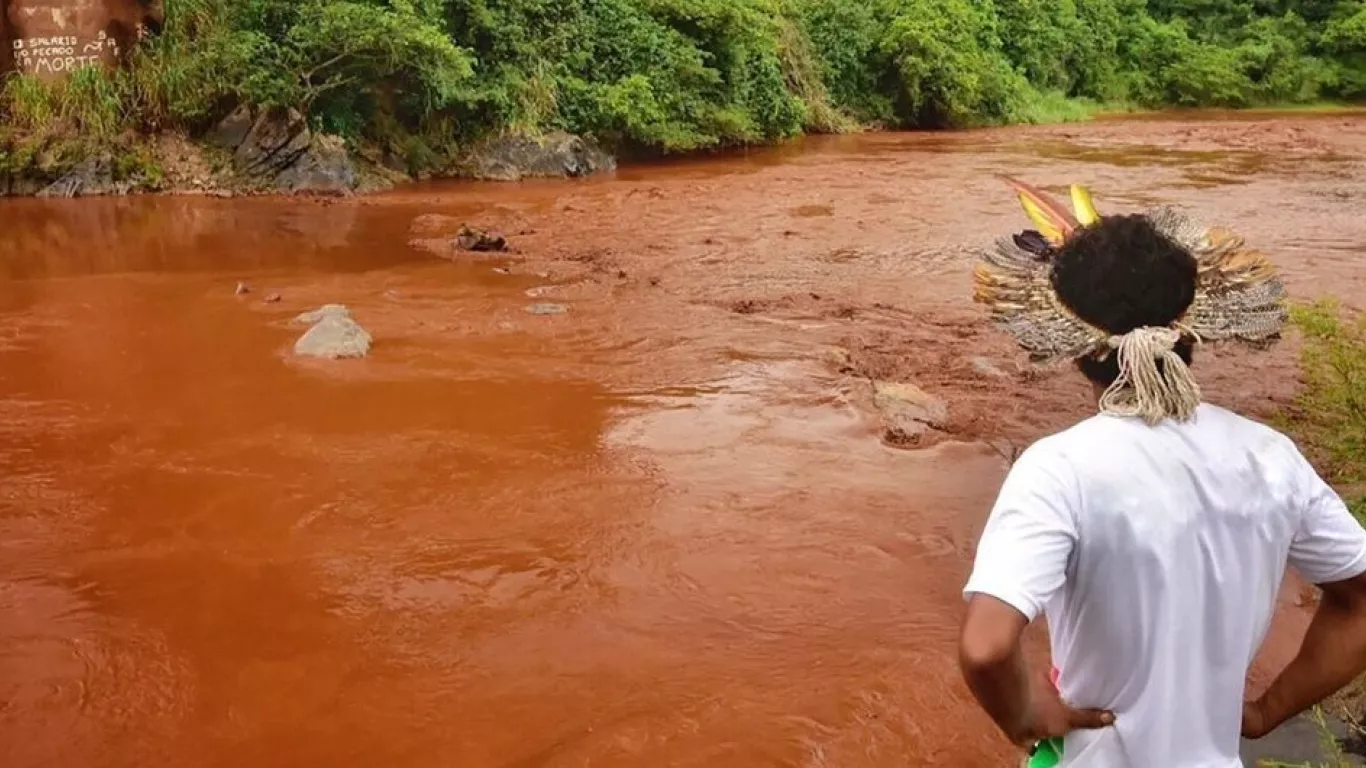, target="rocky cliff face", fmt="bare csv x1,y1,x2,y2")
1,0,162,79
